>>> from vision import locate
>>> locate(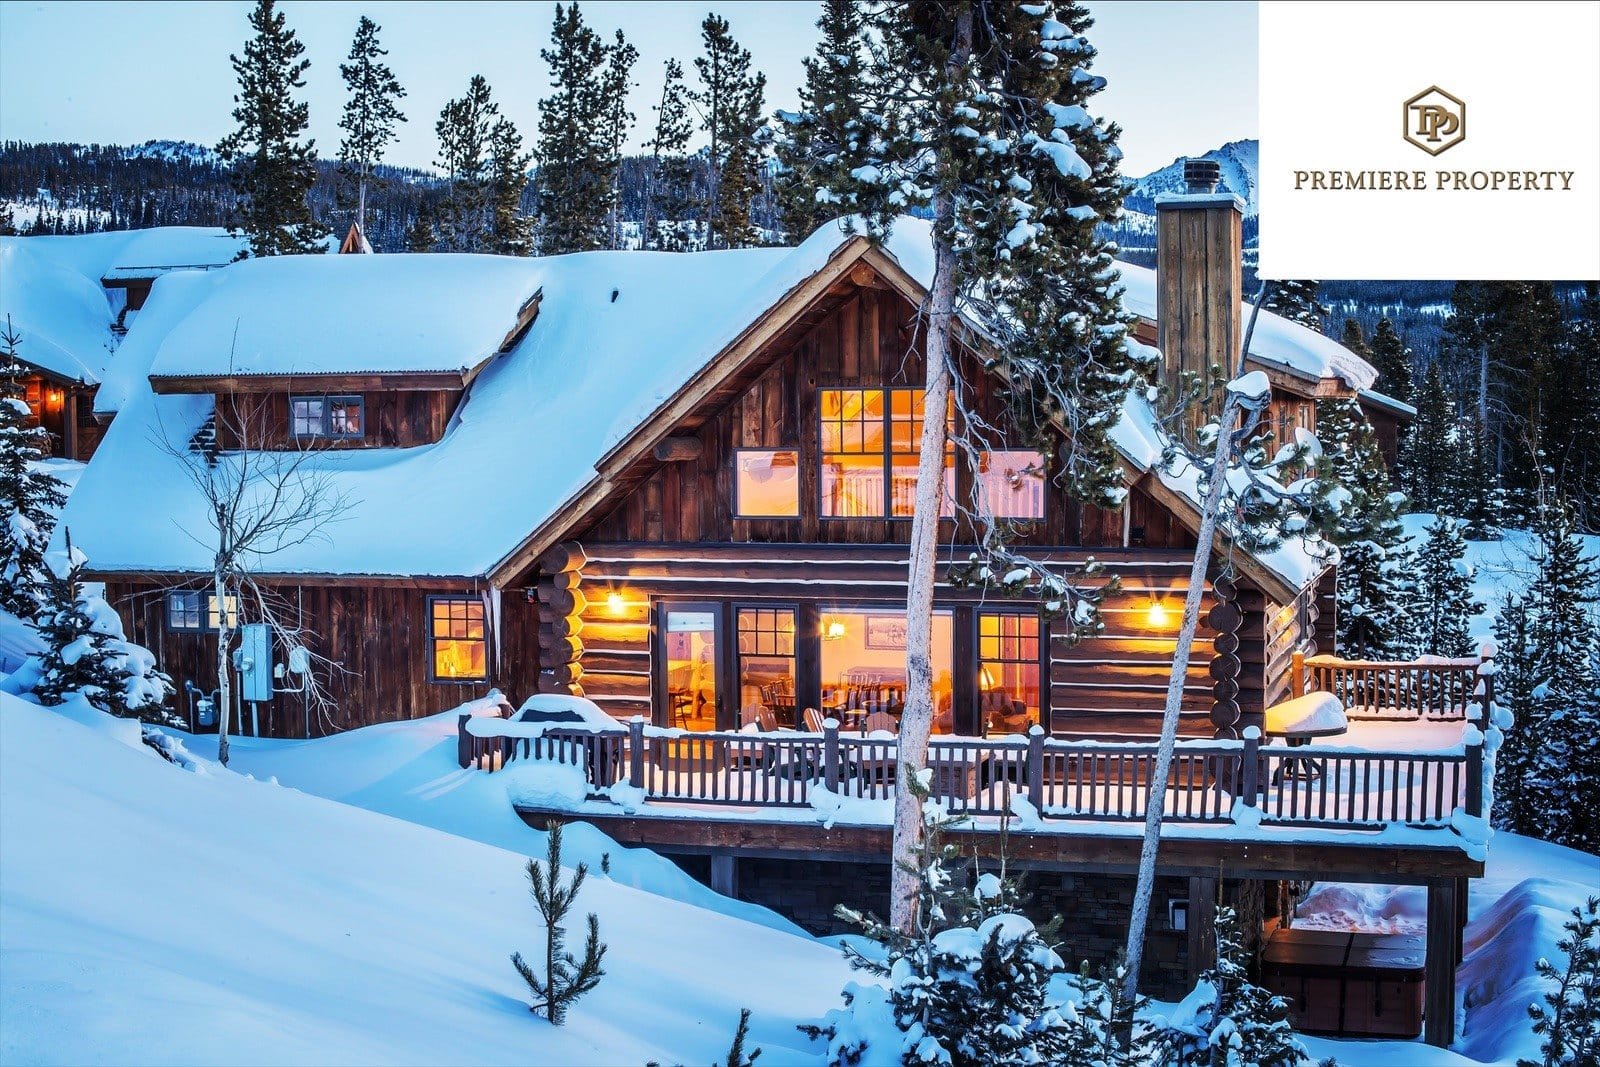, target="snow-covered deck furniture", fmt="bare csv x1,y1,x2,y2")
1264,691,1348,784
